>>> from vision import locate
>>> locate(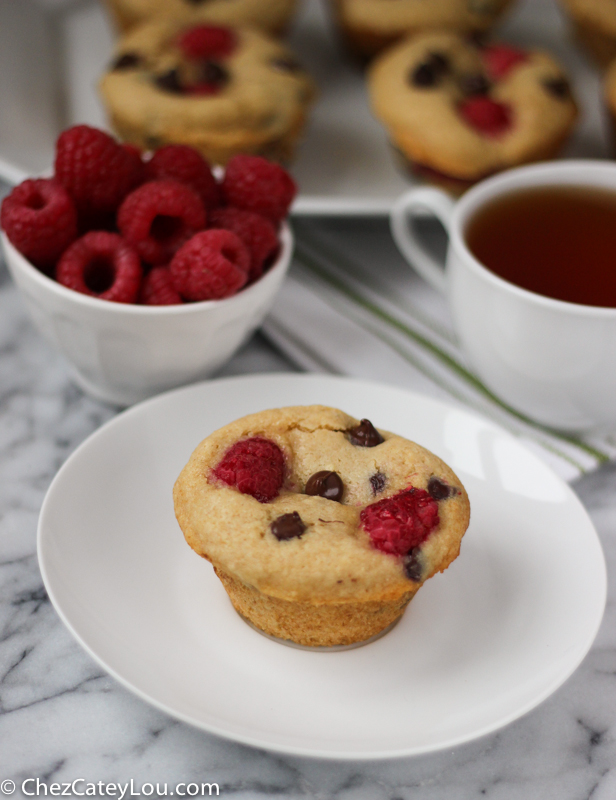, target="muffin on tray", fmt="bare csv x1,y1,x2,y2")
368,31,578,192
558,0,616,68
104,0,298,37
329,0,513,60
99,19,316,165
173,405,470,648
